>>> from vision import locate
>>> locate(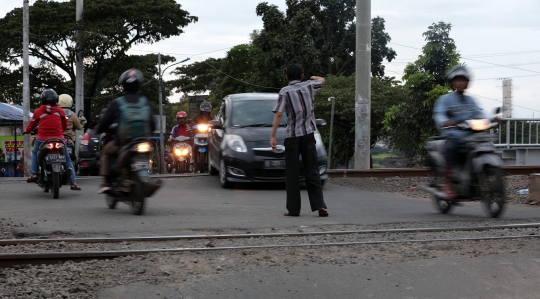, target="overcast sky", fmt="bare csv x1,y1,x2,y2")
1,0,539,117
